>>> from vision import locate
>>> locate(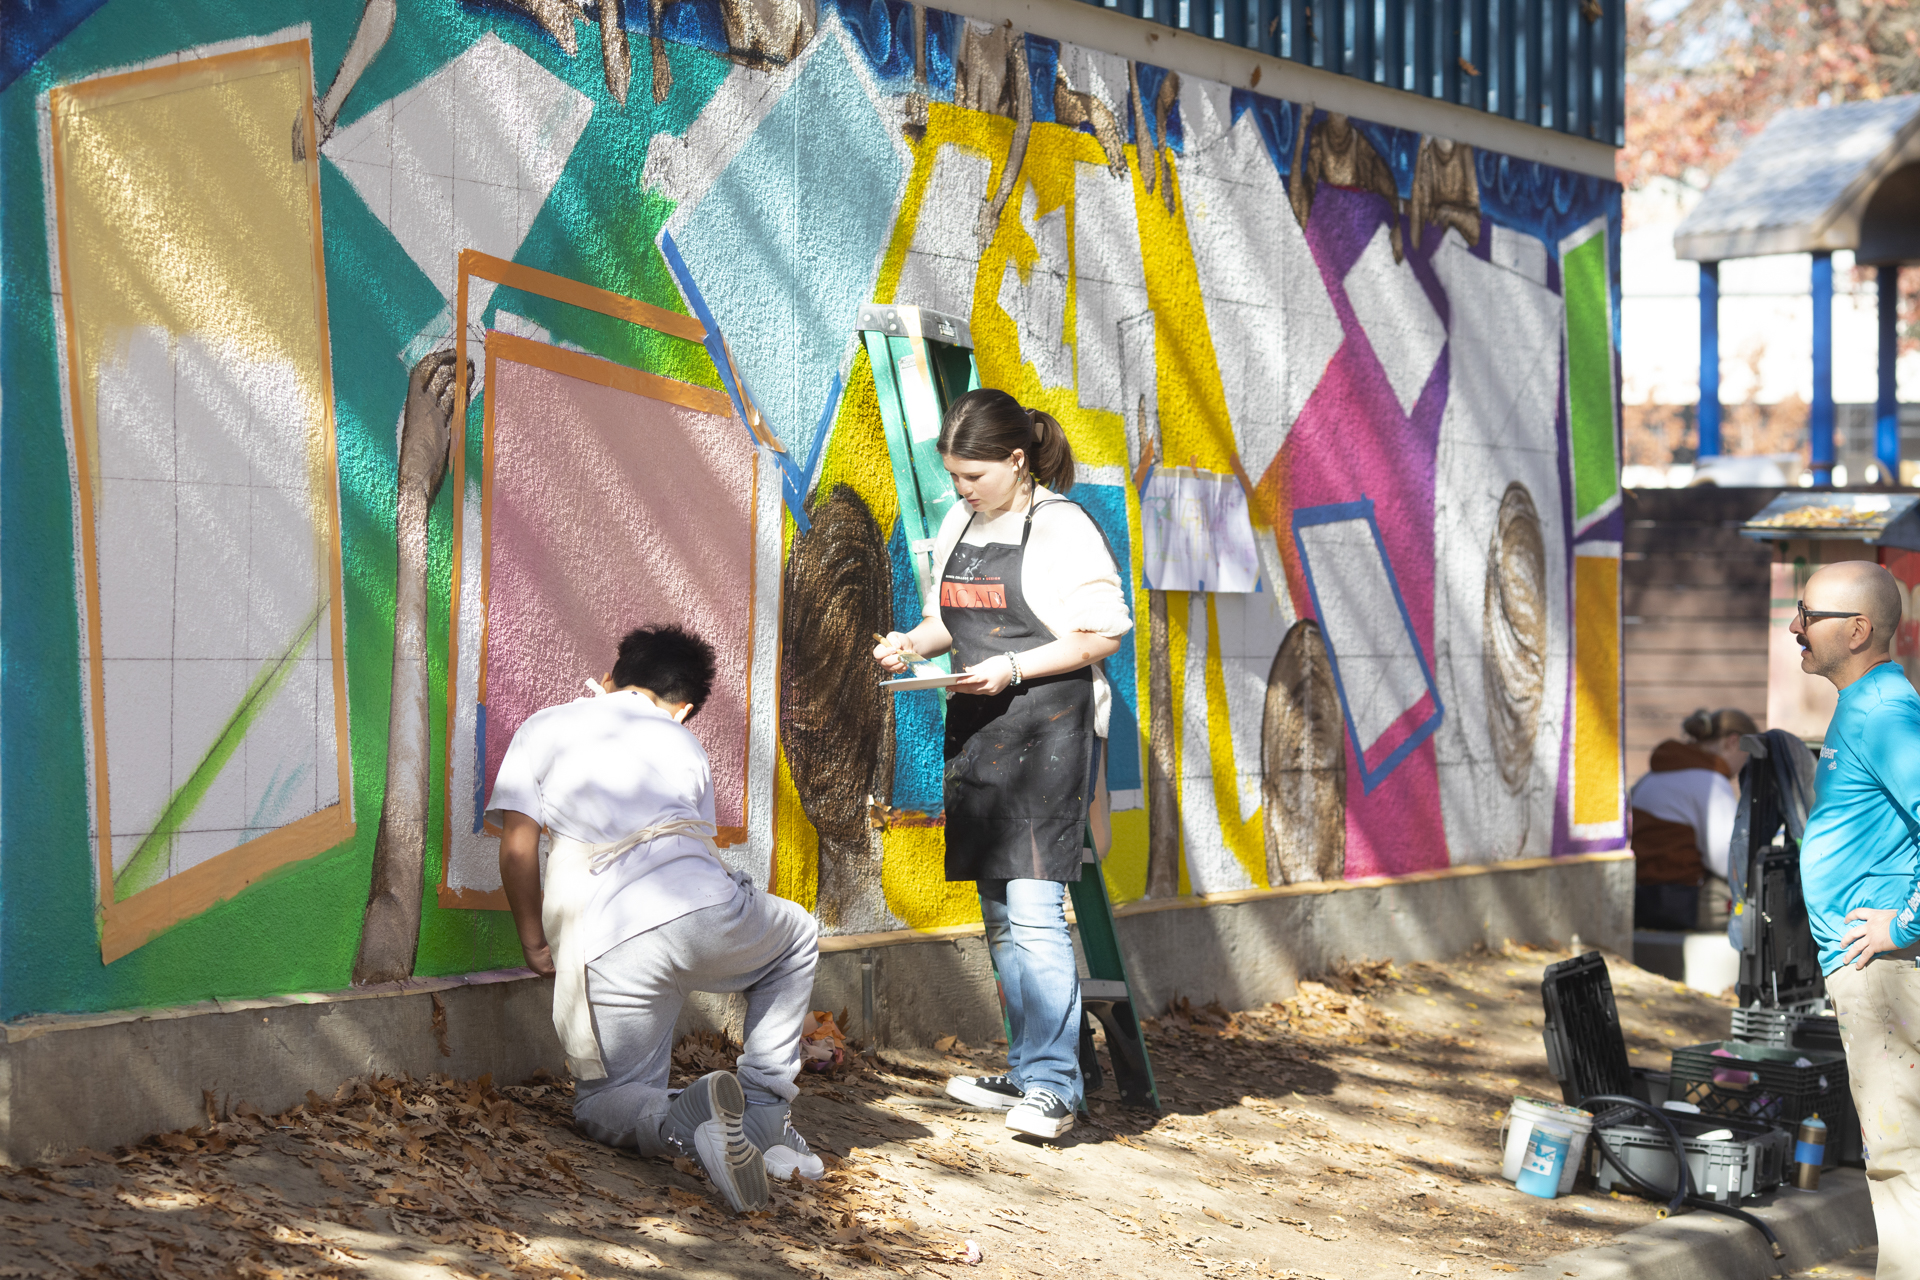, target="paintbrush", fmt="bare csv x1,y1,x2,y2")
873,633,928,666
